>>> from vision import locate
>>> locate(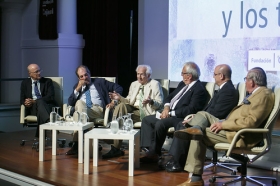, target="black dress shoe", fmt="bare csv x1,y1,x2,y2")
140,154,159,163
102,145,124,159
165,159,183,172
157,156,166,170
99,144,102,151
66,141,78,155
65,148,78,155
